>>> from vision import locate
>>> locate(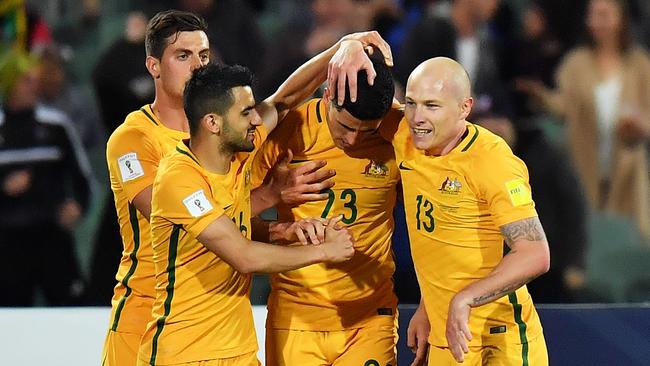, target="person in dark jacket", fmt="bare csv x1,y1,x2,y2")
0,51,93,306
